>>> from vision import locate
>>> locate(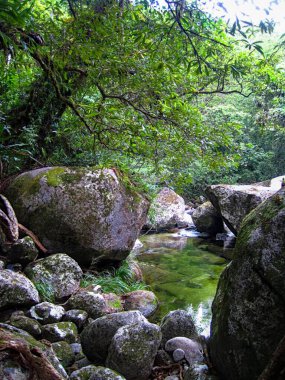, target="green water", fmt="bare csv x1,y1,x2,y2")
136,232,228,335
